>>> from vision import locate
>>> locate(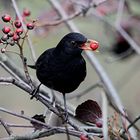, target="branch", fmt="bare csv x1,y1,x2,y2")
0,118,13,136
36,10,82,27
0,107,50,129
